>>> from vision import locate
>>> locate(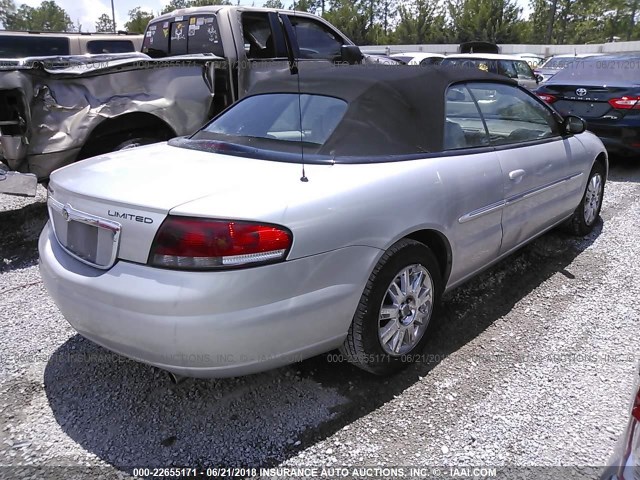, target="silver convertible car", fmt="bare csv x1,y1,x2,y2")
39,66,607,378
